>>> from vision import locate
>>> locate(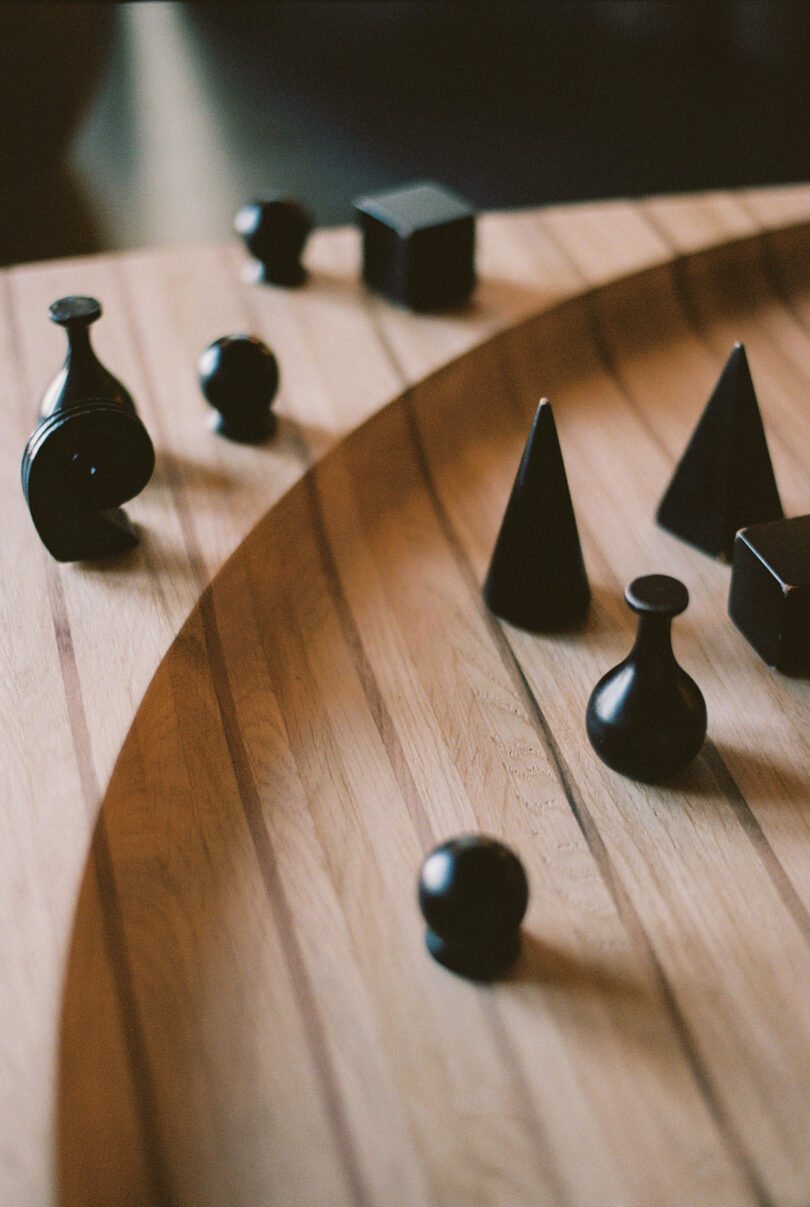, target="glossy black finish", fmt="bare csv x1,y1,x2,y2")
198,335,280,443
21,296,155,562
586,574,707,782
728,514,810,675
483,399,590,631
234,197,313,286
657,343,783,560
354,181,475,311
418,835,529,980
